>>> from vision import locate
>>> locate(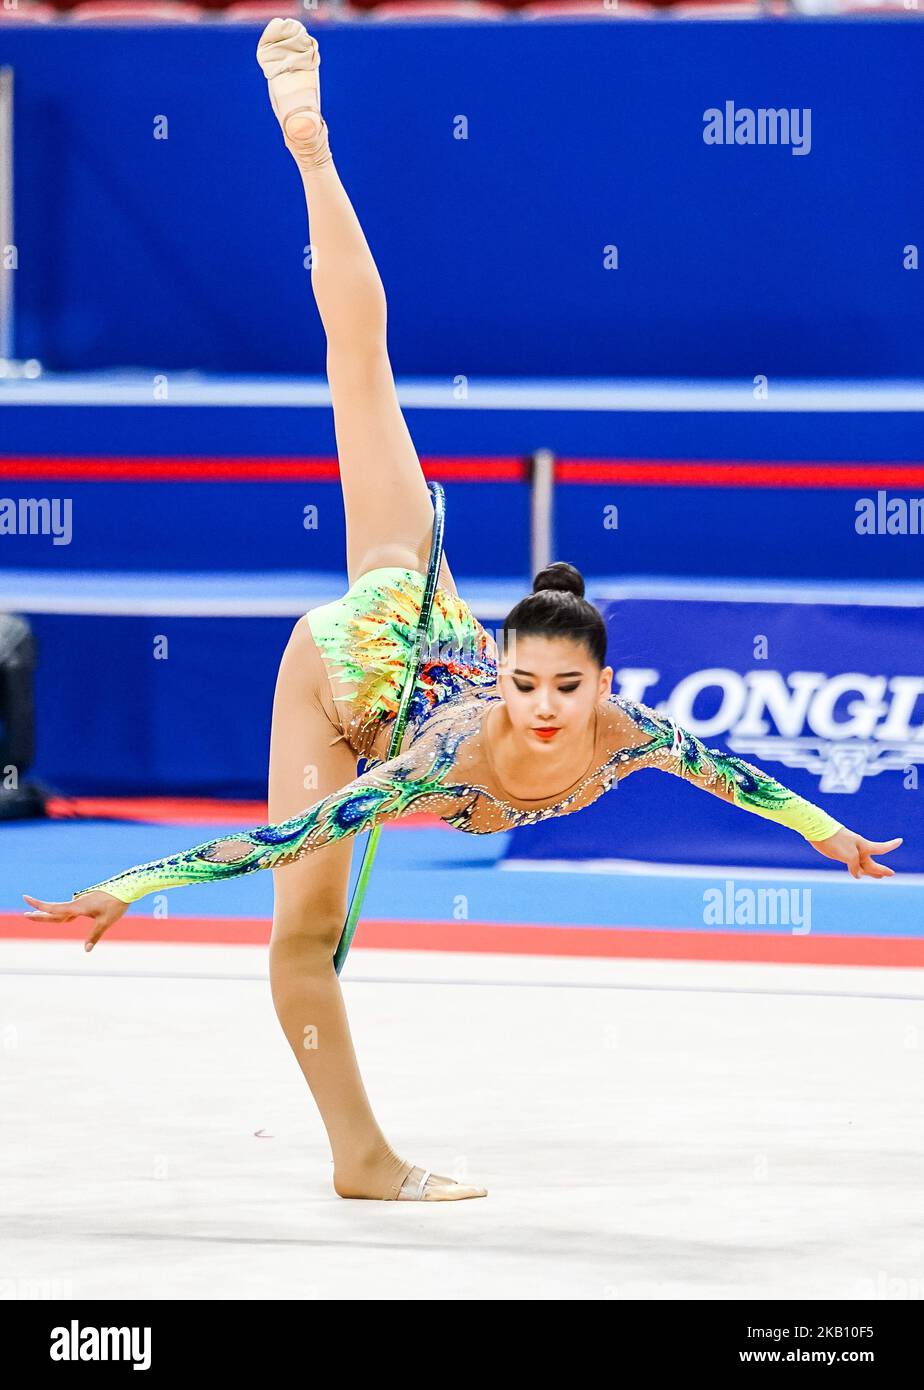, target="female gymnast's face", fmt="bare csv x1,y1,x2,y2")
497,634,612,747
